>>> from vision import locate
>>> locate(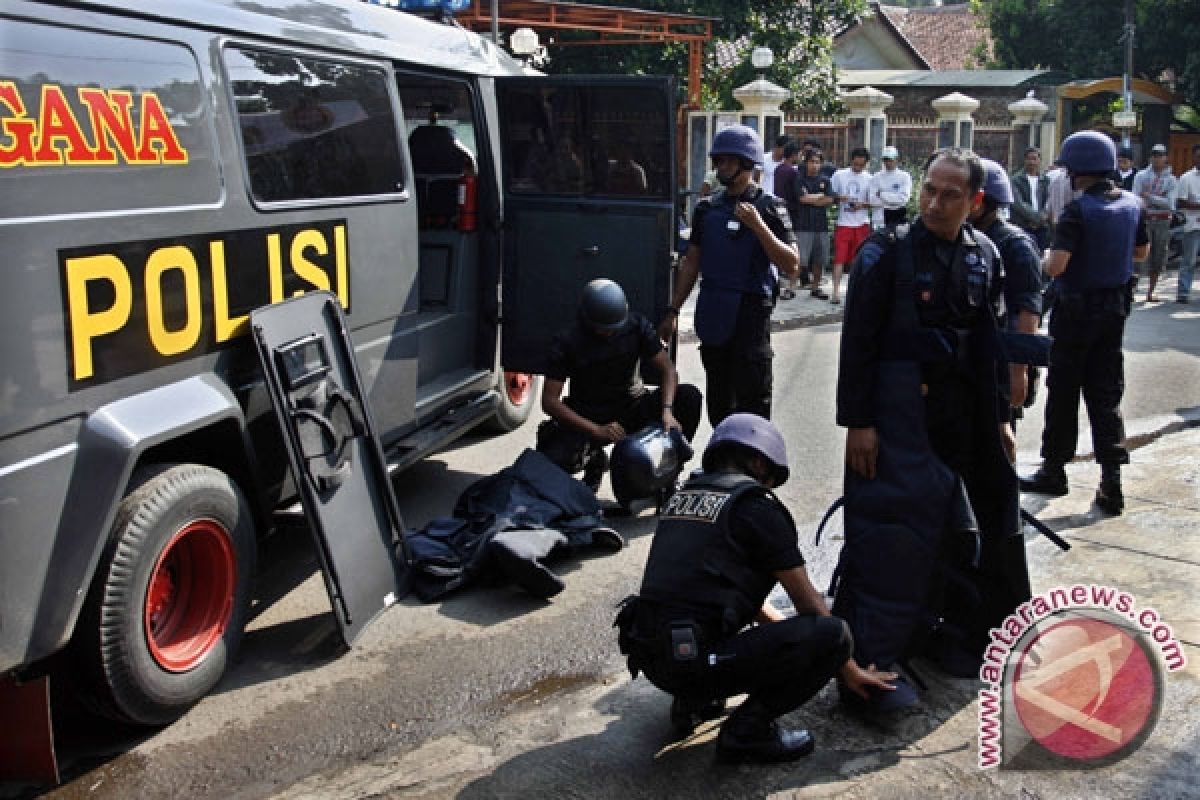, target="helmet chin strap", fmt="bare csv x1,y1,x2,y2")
715,160,752,188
